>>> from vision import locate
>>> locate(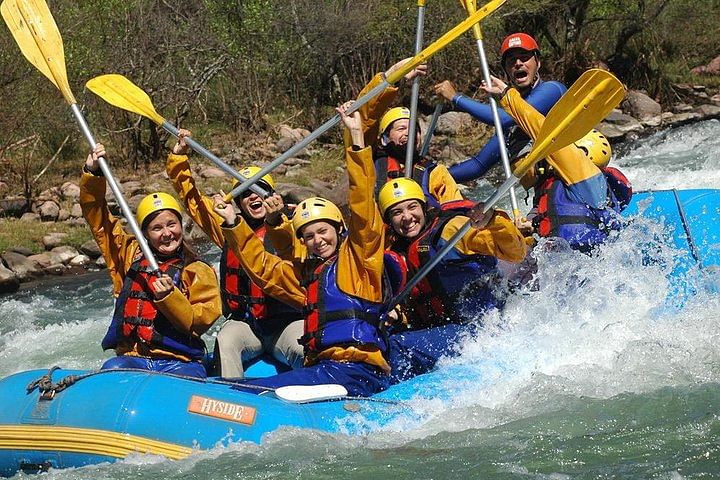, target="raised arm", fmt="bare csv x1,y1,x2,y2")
166,129,226,248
